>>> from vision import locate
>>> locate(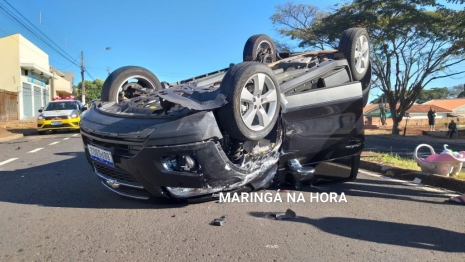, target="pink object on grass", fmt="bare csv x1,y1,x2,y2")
414,144,465,177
